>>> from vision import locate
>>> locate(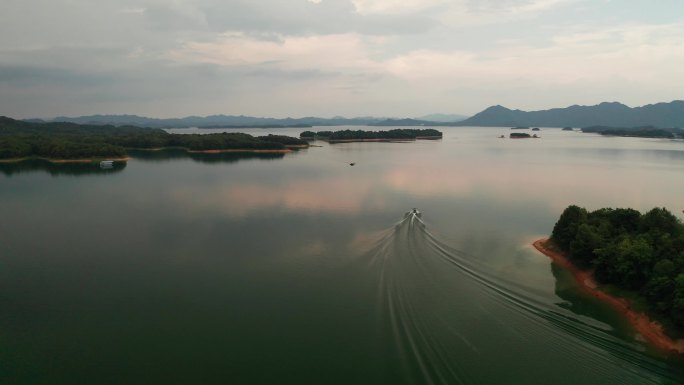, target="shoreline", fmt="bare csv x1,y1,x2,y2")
186,148,293,154
533,238,684,354
0,156,129,164
129,146,296,154
327,136,442,143
327,138,415,143
0,146,301,164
